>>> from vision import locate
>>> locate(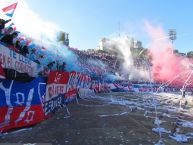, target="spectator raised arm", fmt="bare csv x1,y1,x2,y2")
0,19,11,32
